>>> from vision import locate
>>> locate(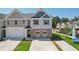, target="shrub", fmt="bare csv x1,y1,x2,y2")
52,33,62,40
76,34,79,38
